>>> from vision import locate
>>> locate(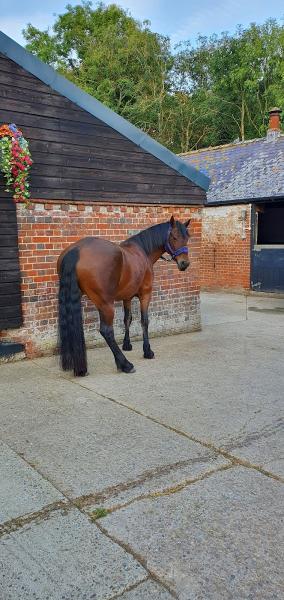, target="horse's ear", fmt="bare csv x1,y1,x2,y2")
170,215,175,228
184,218,191,229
